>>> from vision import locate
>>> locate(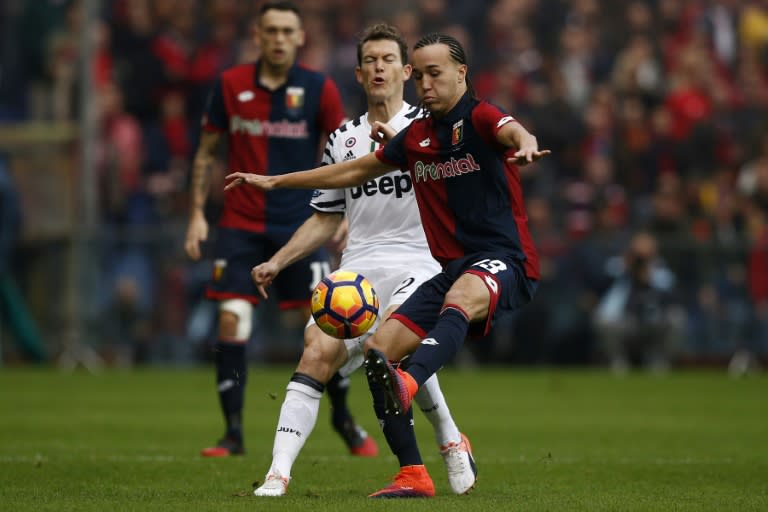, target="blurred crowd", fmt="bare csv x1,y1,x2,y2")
1,0,767,369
